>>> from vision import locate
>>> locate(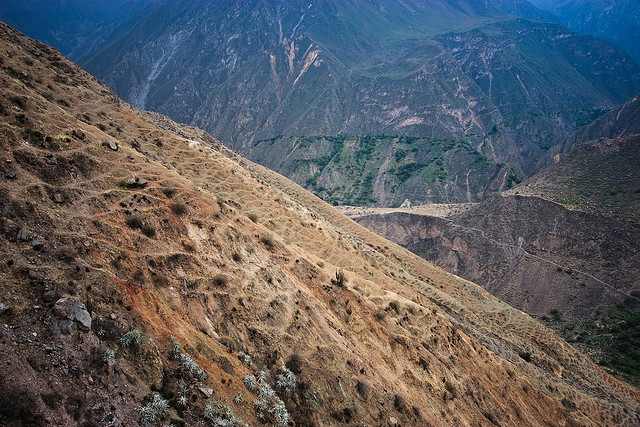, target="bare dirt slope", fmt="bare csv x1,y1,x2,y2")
0,22,639,426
